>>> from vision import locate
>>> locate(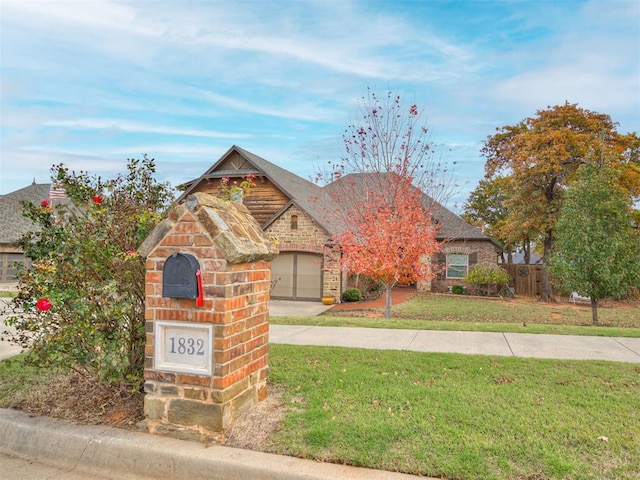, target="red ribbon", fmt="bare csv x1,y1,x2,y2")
196,269,204,307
